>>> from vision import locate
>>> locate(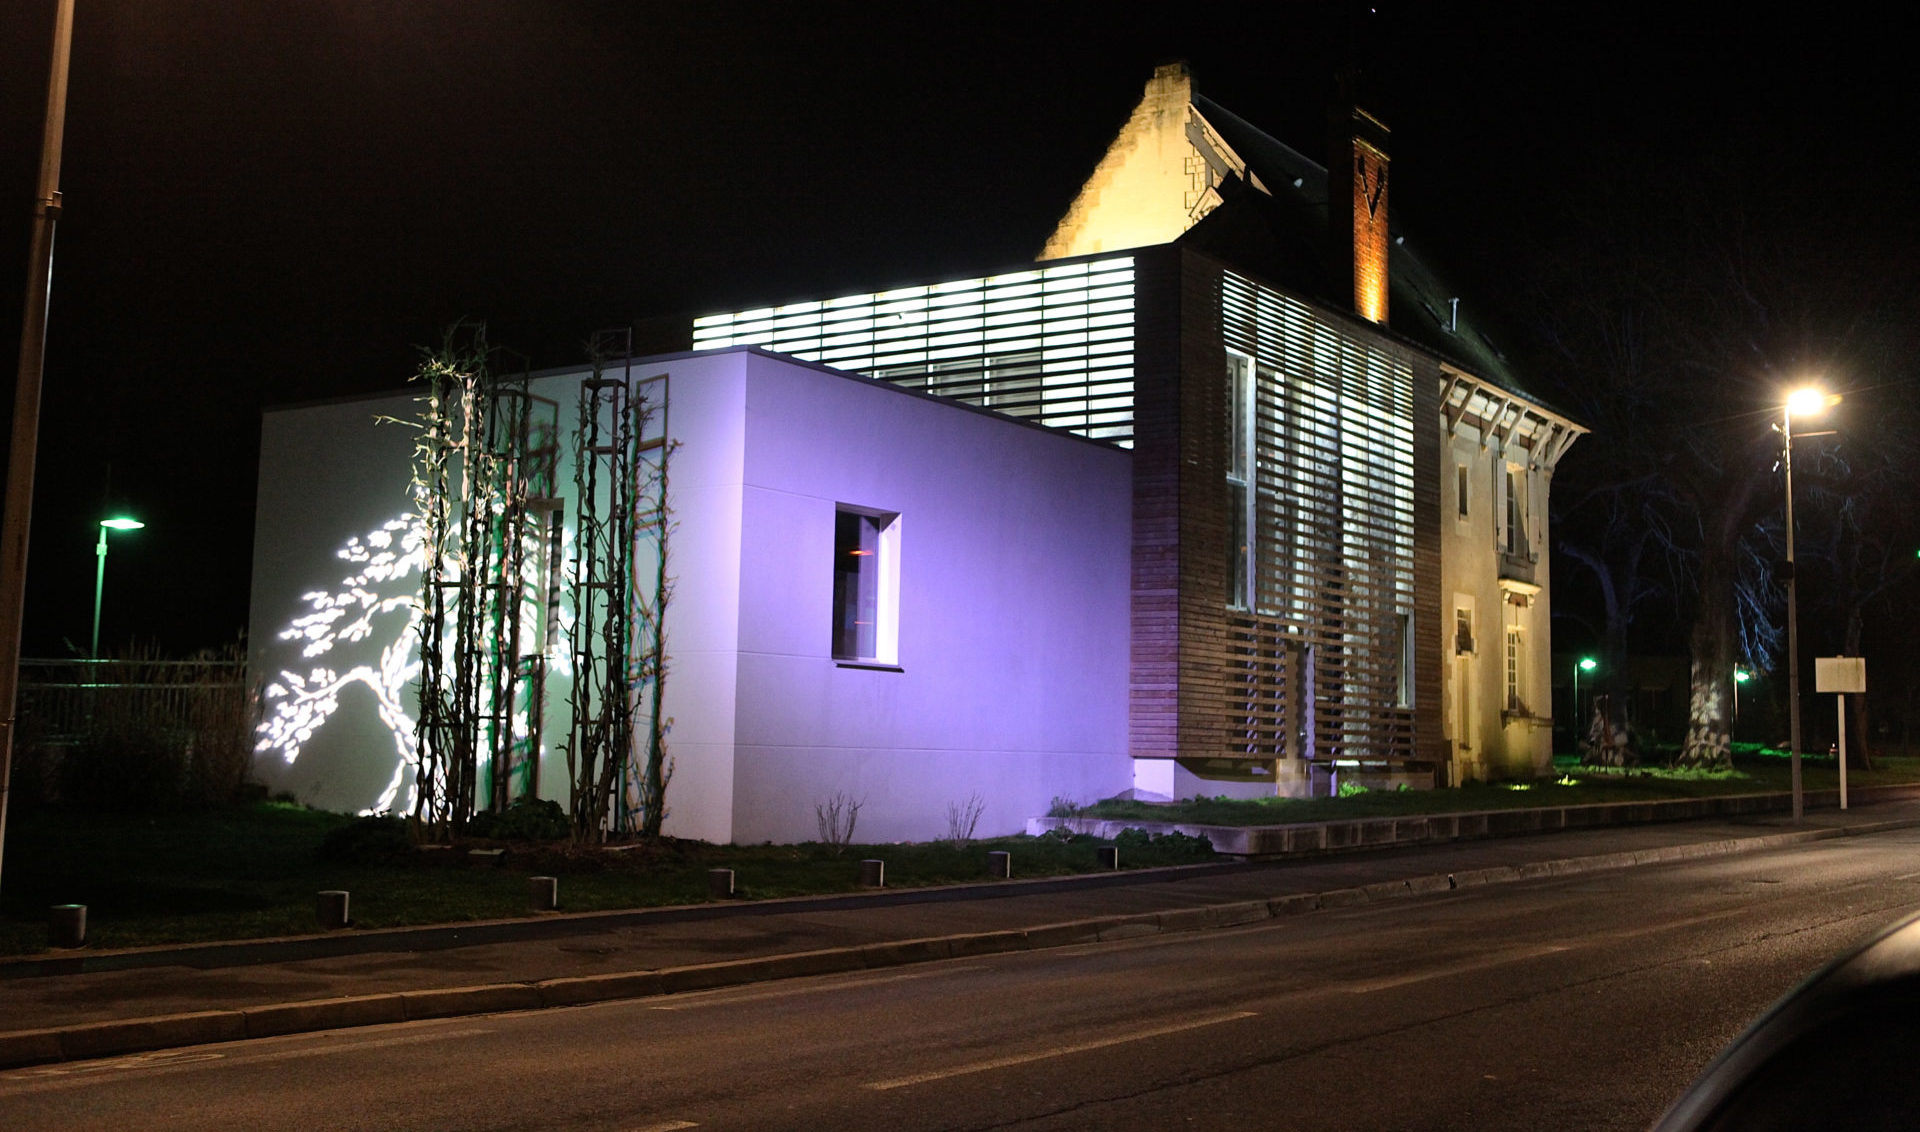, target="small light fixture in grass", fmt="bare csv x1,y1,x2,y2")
1506,783,1532,791
1557,775,1578,786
